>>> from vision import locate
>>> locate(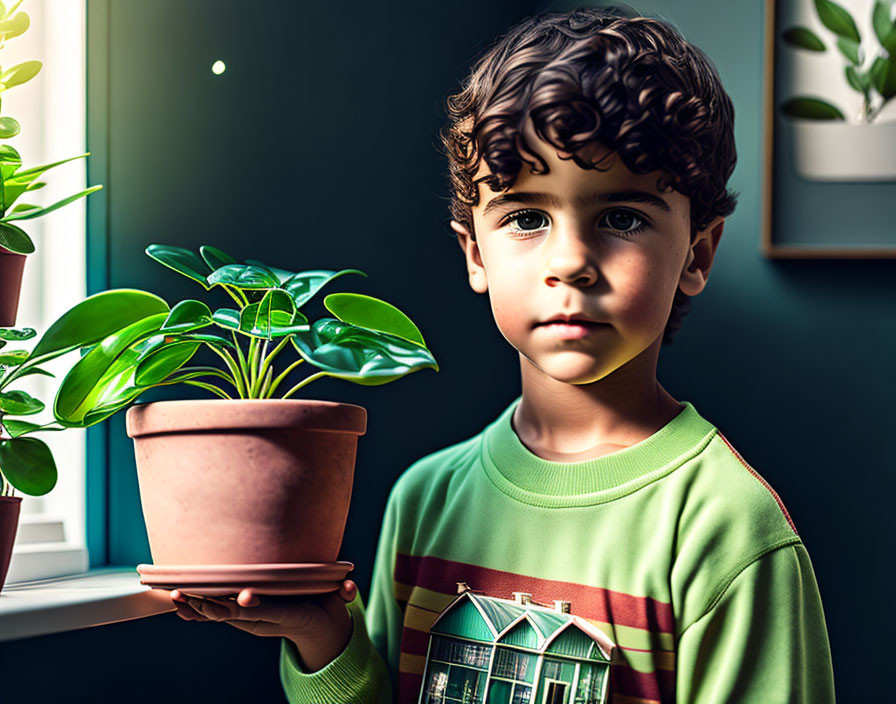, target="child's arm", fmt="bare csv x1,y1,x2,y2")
277,486,405,703
675,542,835,703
